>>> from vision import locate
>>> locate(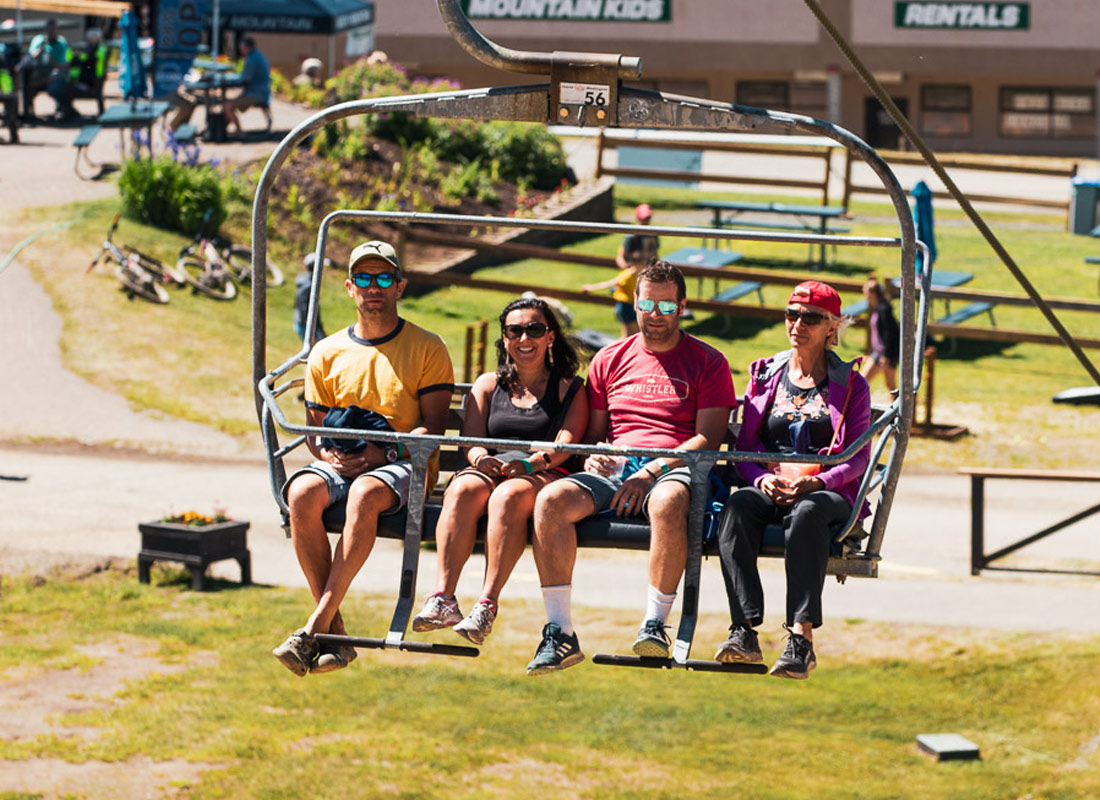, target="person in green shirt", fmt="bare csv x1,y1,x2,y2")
22,19,71,119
